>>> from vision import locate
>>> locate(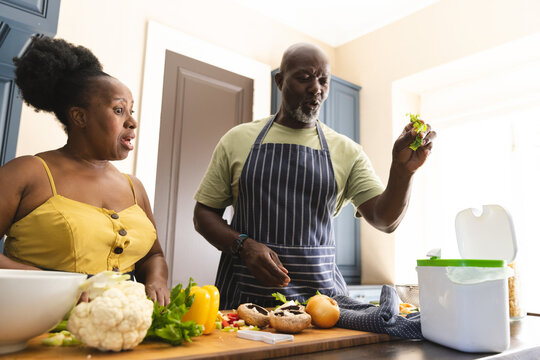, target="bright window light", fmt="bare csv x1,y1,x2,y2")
397,105,540,313
393,35,540,314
